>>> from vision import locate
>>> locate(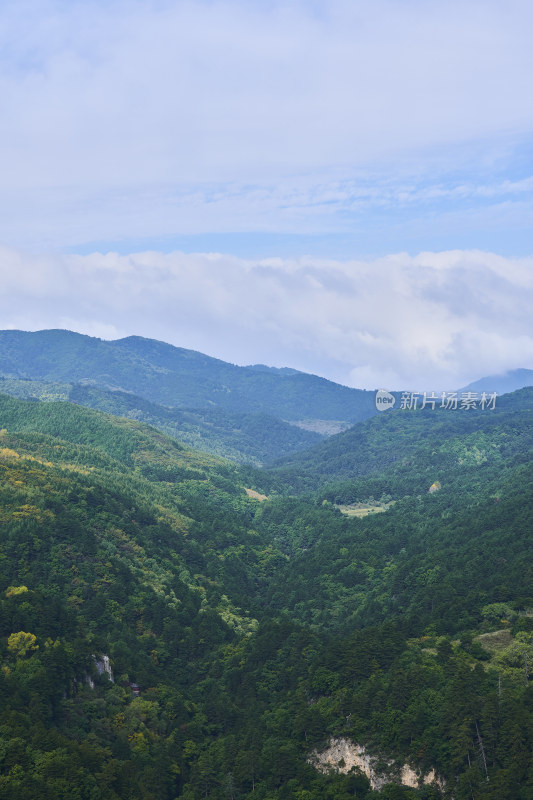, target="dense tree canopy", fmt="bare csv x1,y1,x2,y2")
0,388,531,798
